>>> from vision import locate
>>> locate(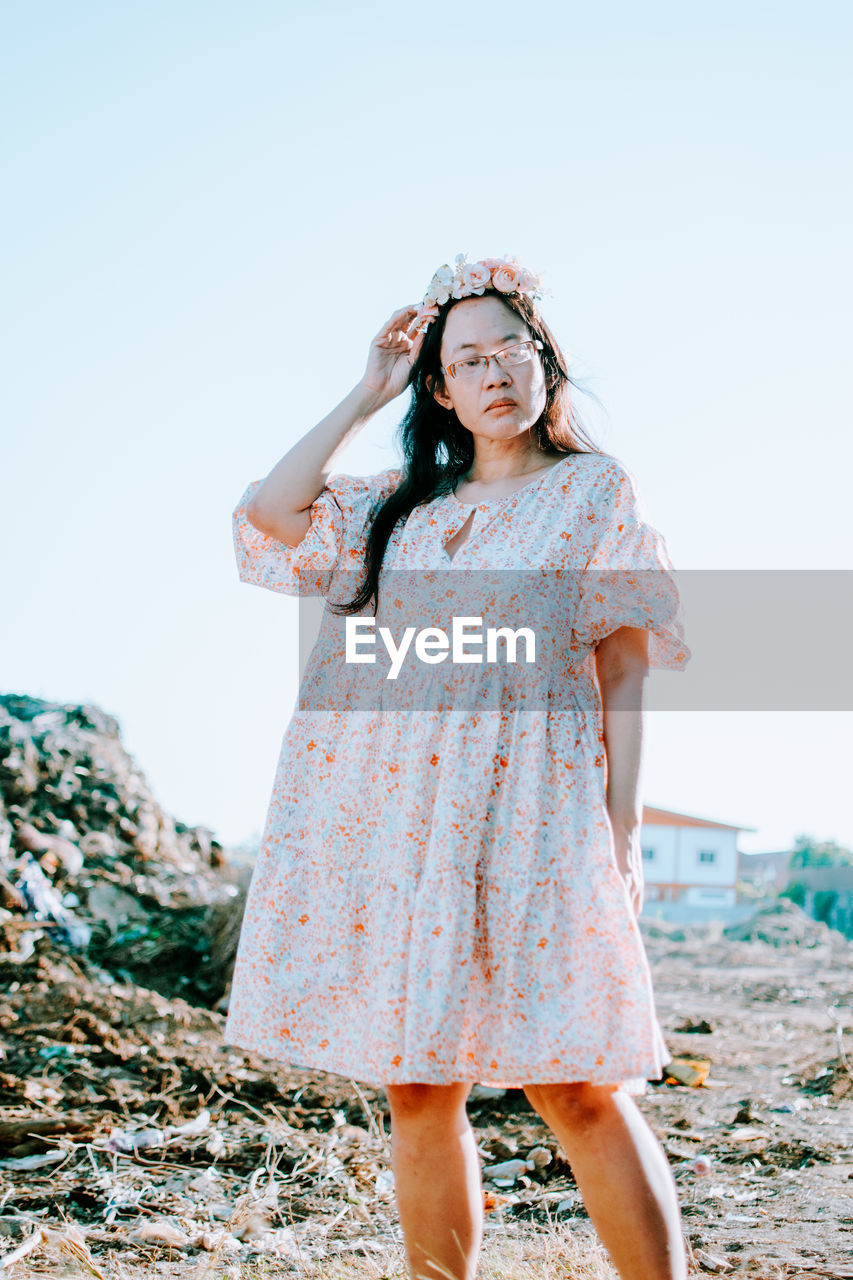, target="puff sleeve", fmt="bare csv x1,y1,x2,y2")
232,467,402,598
572,461,691,671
